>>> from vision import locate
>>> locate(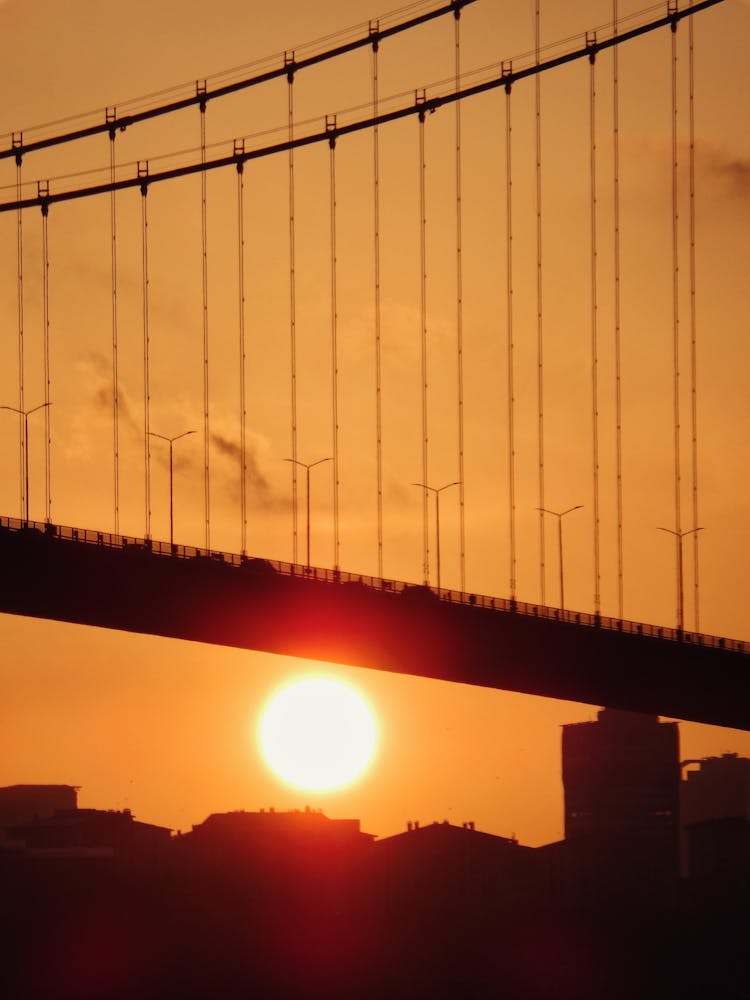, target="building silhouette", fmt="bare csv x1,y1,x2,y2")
558,708,681,898
0,784,78,840
681,753,750,882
